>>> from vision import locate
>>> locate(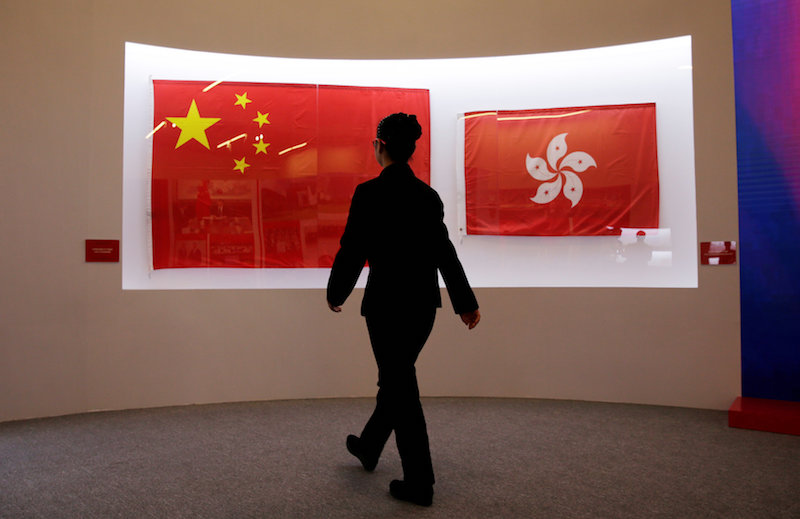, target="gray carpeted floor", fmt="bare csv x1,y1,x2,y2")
1,398,798,518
